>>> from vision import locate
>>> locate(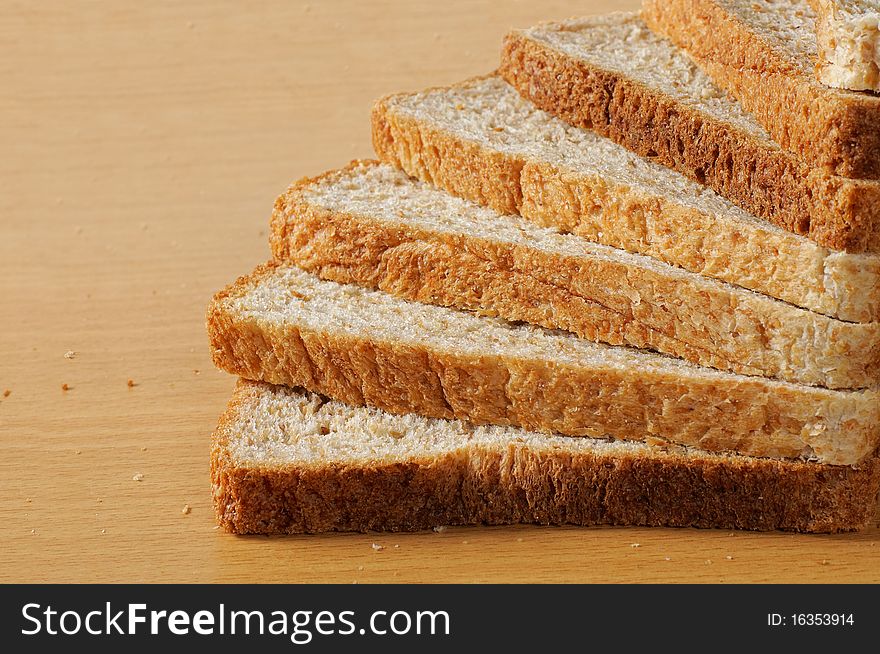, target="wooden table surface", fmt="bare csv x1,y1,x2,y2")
3,0,879,584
